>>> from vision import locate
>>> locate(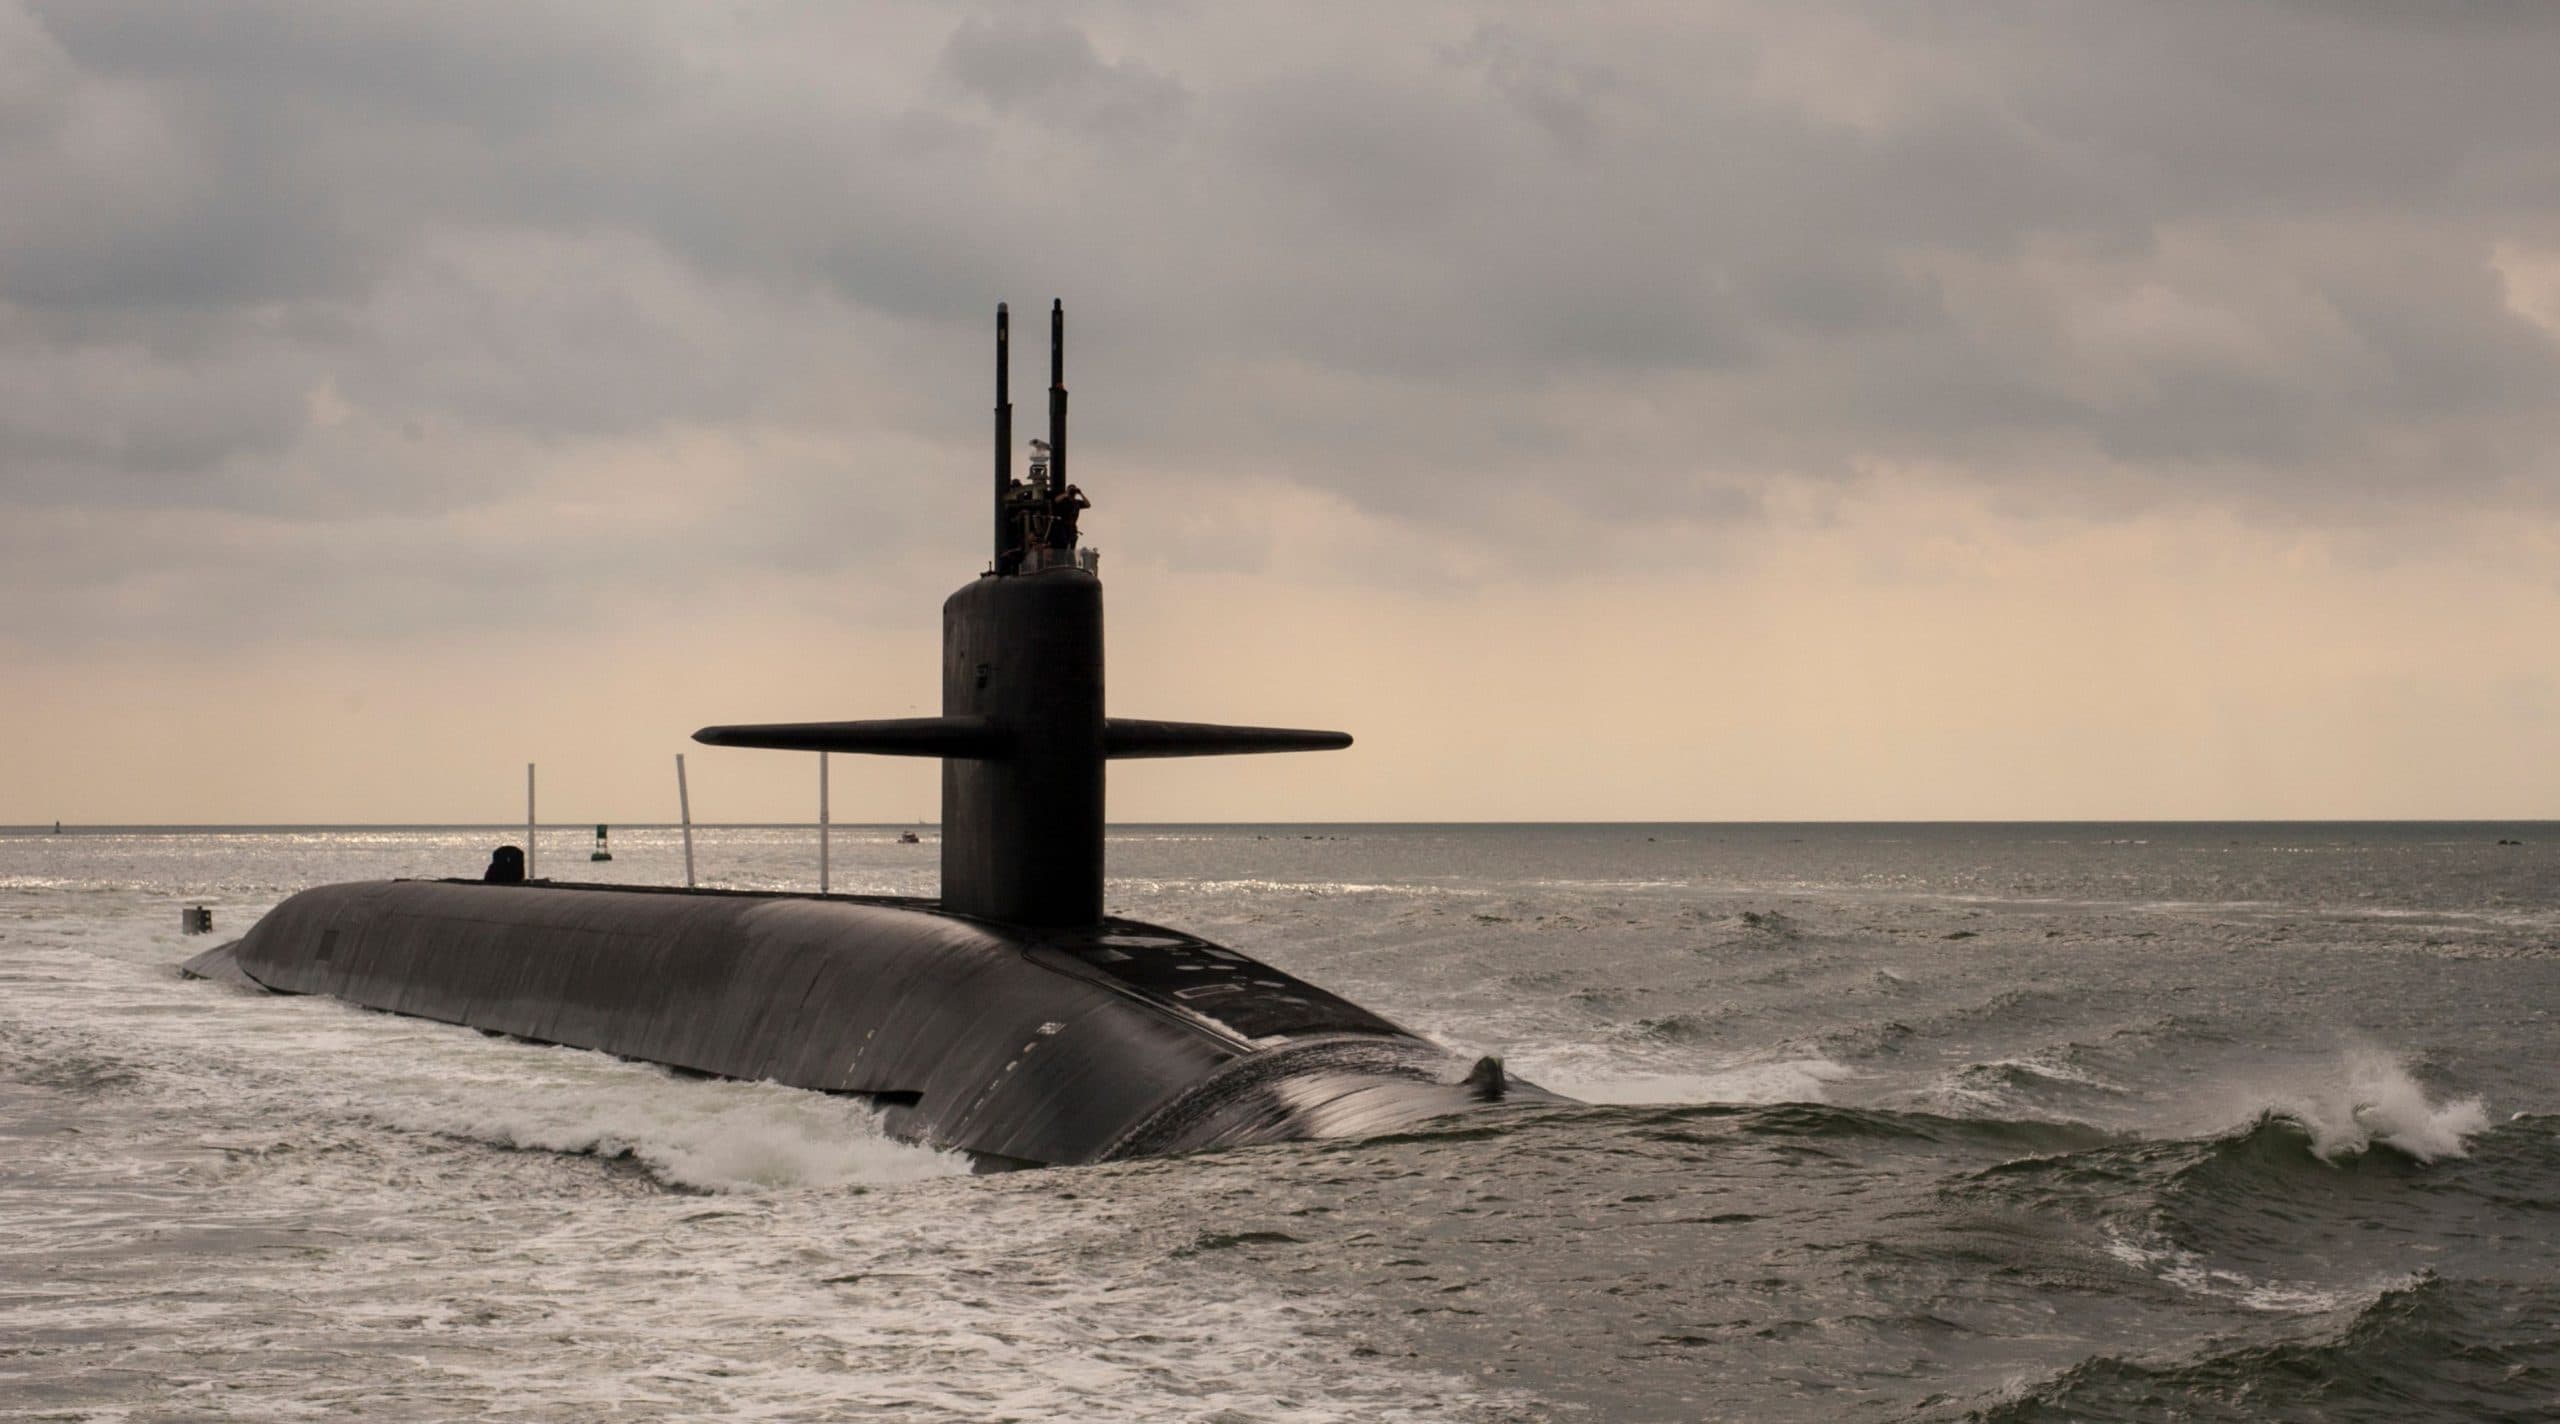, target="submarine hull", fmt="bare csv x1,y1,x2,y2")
187,879,1528,1166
